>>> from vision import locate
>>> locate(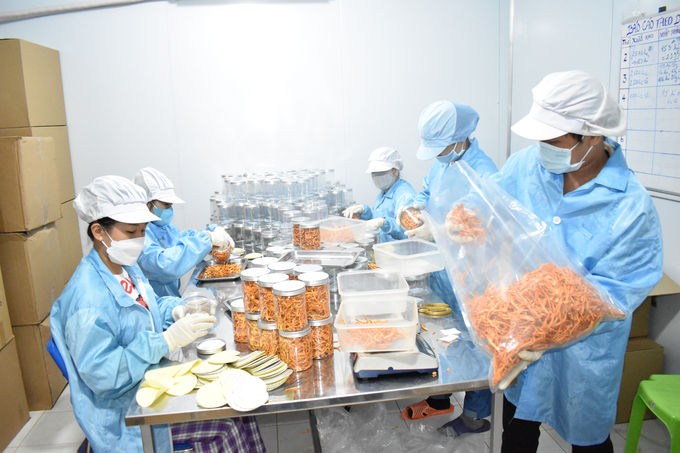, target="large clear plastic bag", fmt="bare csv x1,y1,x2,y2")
314,402,485,453
422,161,625,391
